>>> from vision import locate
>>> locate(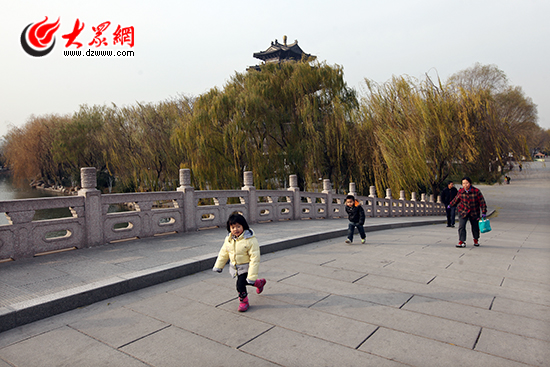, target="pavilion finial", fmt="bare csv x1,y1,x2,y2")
283,35,287,46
